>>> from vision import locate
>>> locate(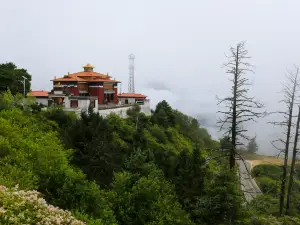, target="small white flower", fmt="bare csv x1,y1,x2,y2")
0,207,7,215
